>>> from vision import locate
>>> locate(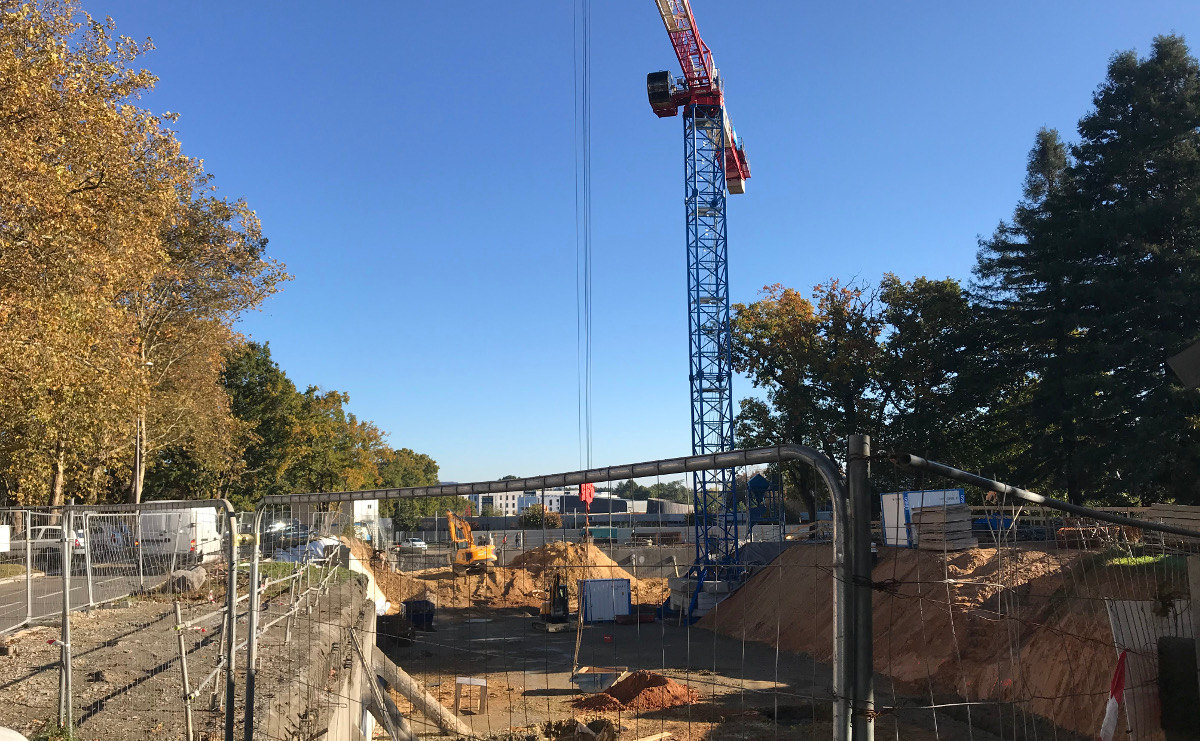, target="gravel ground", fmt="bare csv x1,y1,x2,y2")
0,595,234,740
